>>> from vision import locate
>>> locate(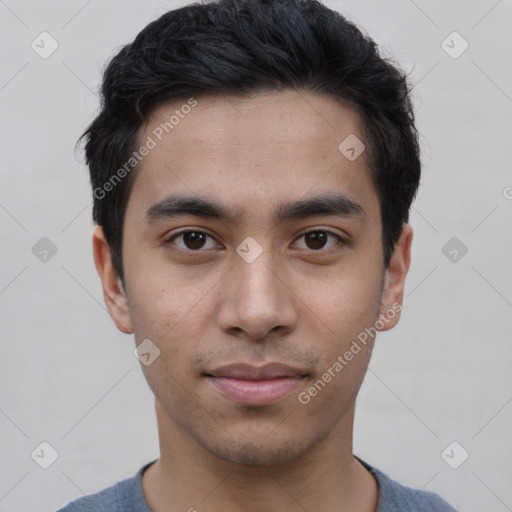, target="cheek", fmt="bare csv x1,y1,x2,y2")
295,262,382,341
124,250,223,341
124,267,228,401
